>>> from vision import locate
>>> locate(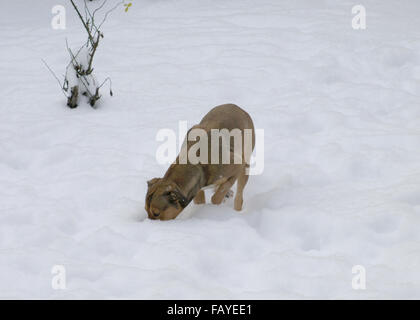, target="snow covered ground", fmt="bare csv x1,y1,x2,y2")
1,0,420,299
